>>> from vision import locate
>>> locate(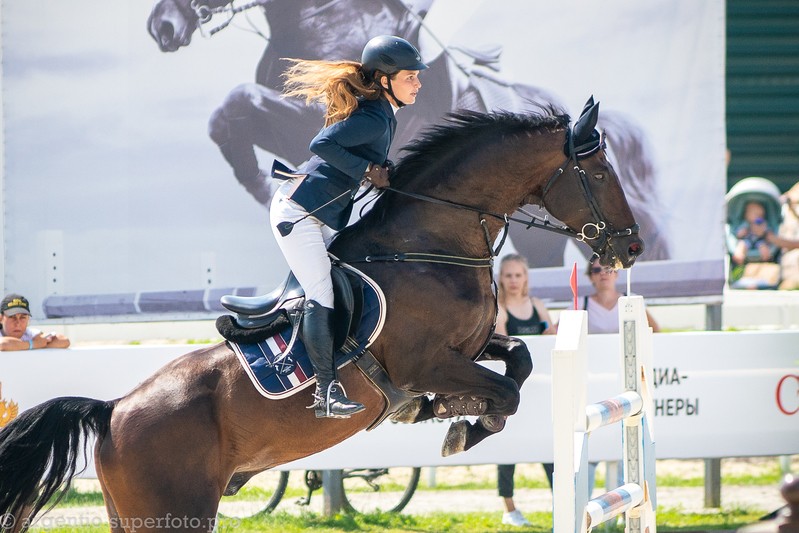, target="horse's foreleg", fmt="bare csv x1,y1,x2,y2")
411,337,532,456
392,334,532,427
